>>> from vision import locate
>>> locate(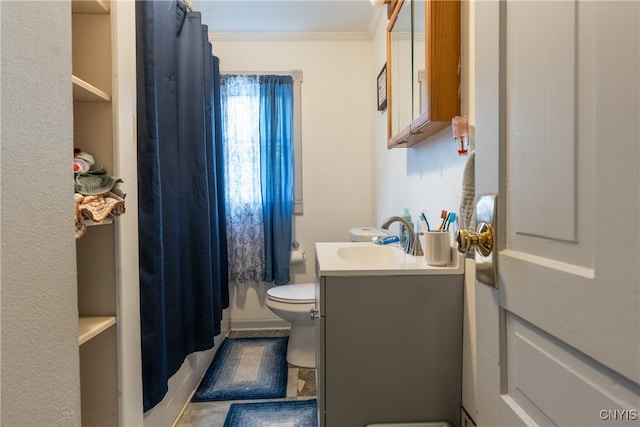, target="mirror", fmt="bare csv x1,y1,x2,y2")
412,0,426,121
387,0,412,140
